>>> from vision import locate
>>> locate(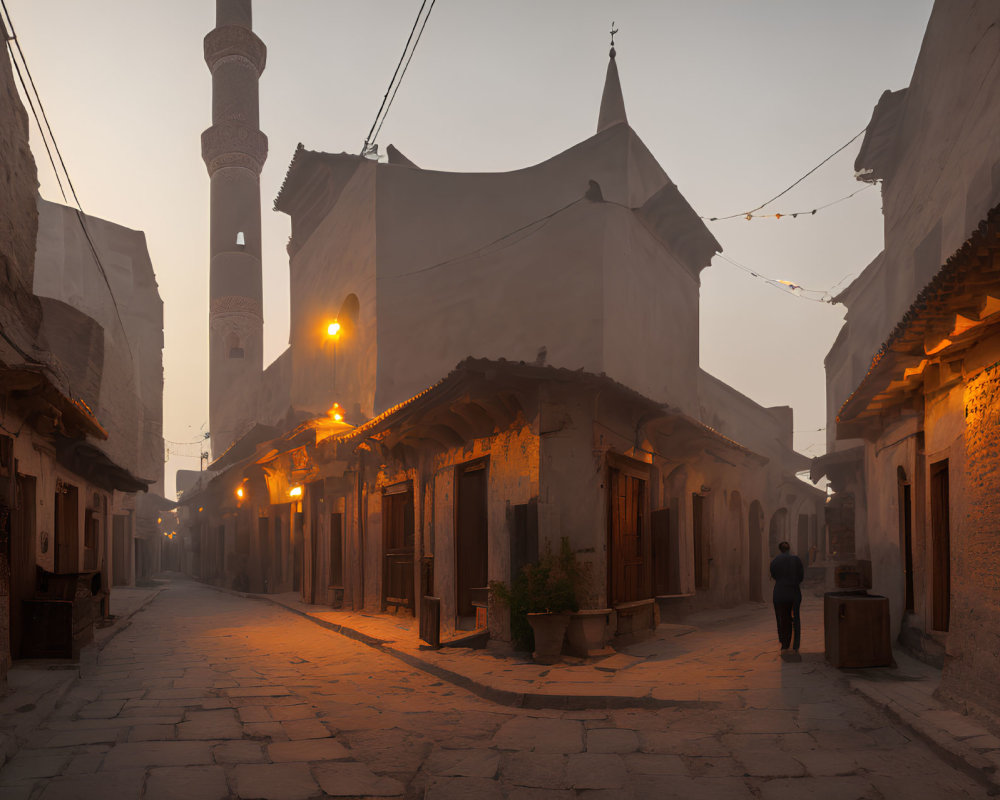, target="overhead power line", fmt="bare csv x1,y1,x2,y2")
704,126,869,222
716,253,855,304
1,0,133,363
361,0,437,157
